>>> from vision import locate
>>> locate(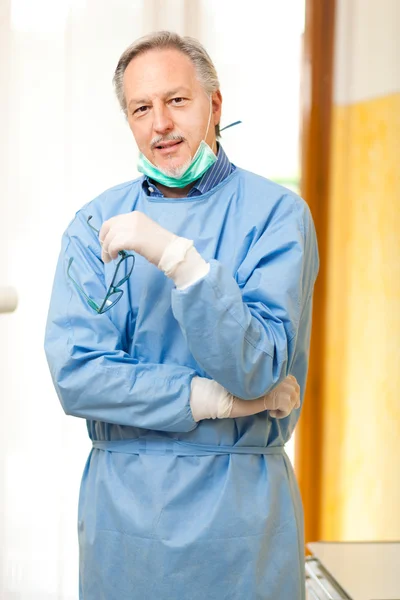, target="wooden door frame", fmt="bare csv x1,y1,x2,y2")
296,0,336,545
